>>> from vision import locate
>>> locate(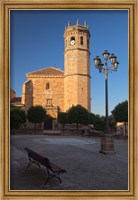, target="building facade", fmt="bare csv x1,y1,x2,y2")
22,21,91,119
10,88,24,110
22,67,64,118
